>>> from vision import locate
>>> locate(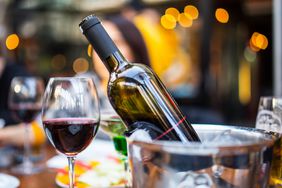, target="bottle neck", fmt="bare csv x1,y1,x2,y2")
79,15,129,73
104,51,128,73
